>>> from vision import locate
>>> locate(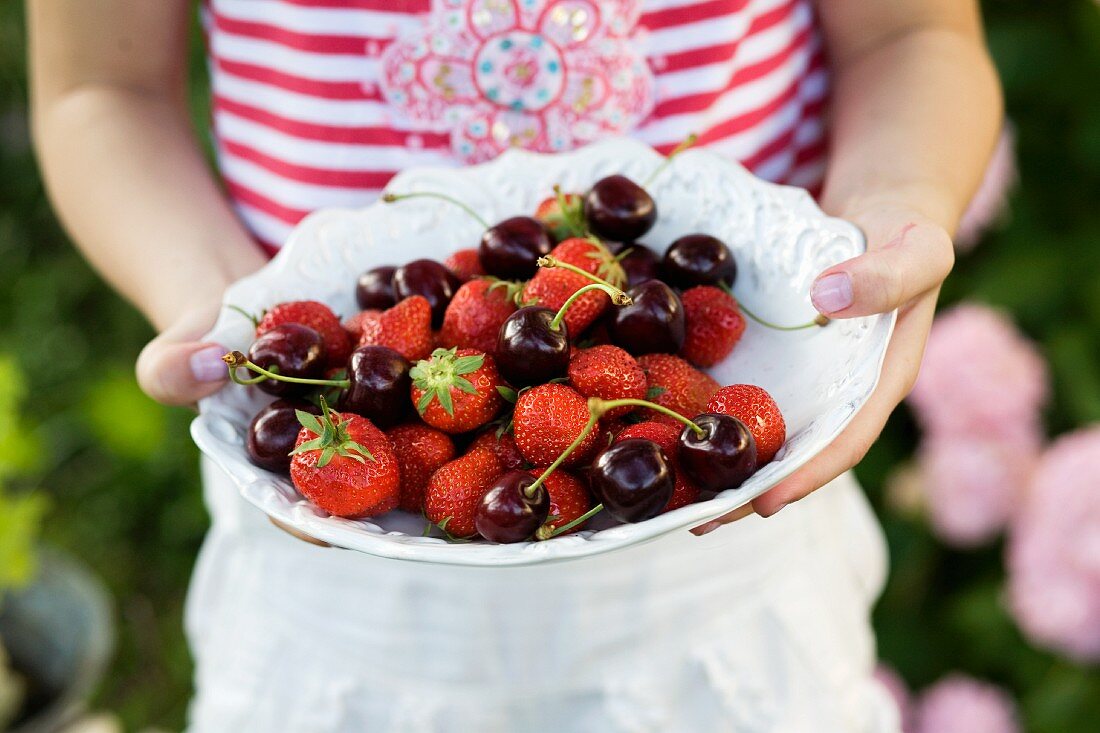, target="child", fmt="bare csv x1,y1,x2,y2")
28,1,1001,730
